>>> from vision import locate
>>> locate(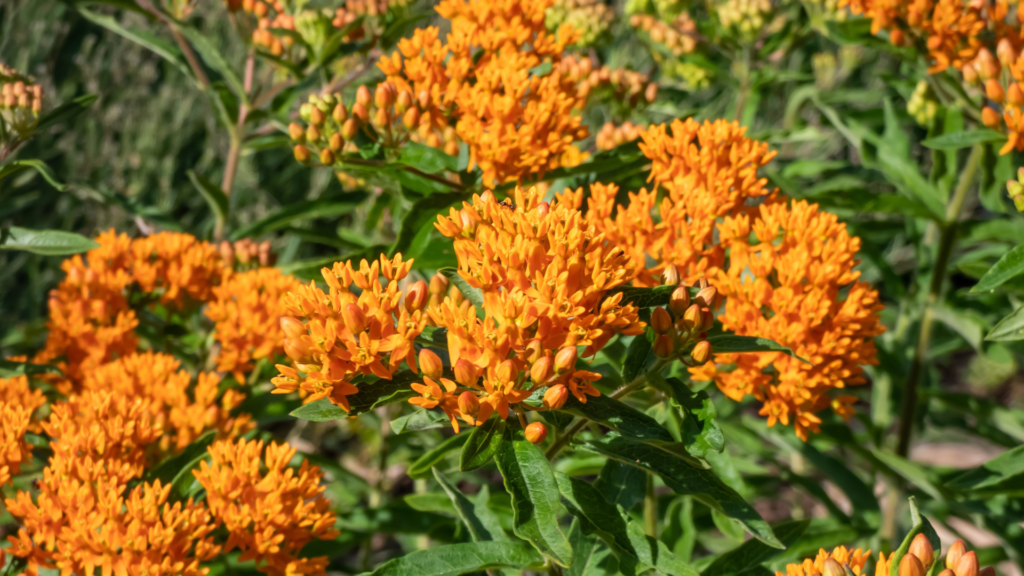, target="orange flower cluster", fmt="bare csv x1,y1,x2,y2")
0,402,32,487
377,0,589,185
416,186,644,431
206,267,303,382
271,254,426,411
194,438,339,575
778,545,888,576
690,201,885,440
587,118,778,287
